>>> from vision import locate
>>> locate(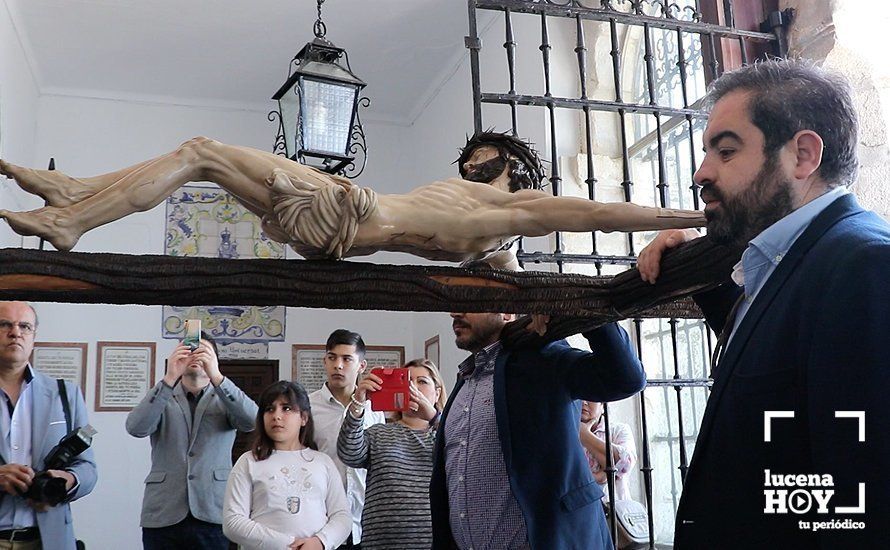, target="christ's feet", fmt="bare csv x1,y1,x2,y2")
0,207,81,251
0,159,97,207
